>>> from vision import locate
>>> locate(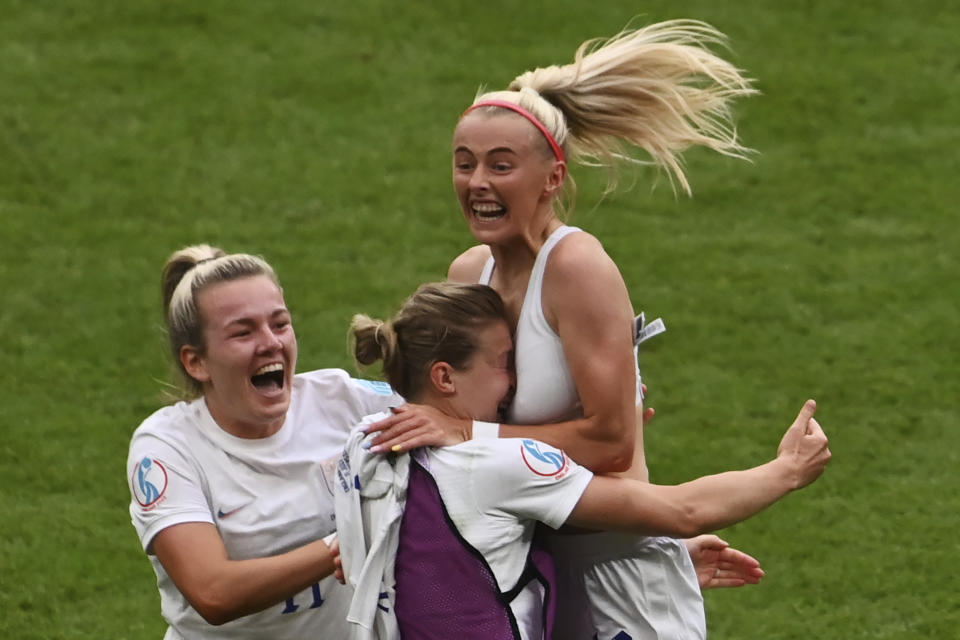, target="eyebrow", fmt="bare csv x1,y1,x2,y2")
221,308,290,329
454,145,517,155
